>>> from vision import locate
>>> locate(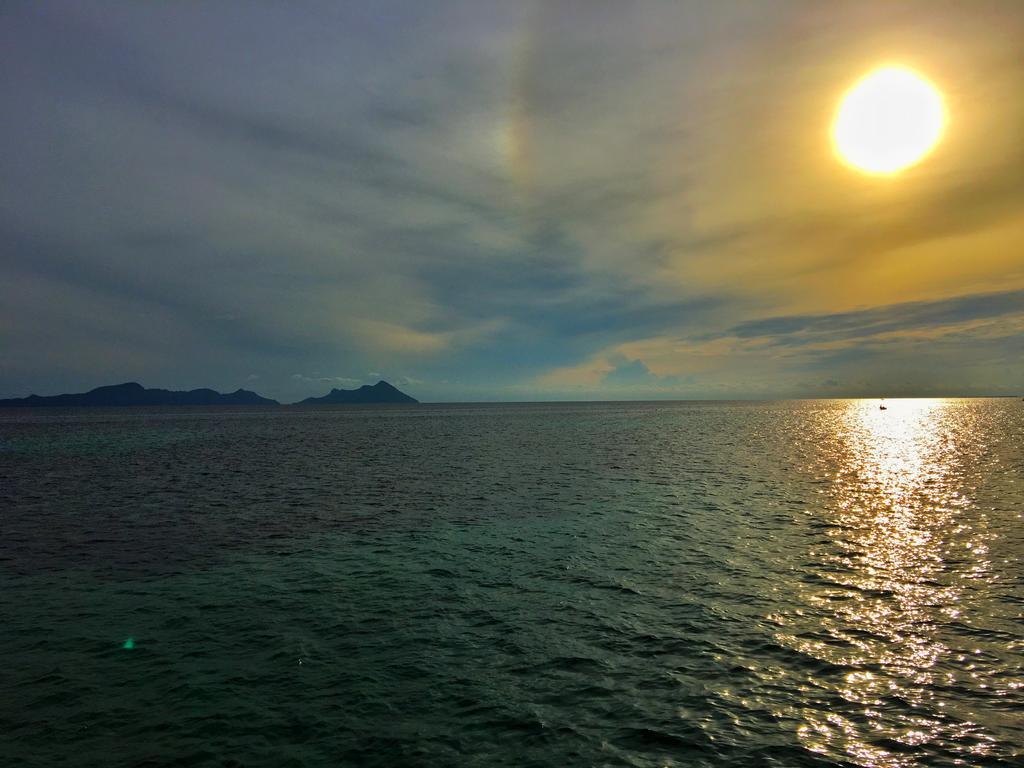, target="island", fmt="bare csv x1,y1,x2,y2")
297,380,418,405
0,382,279,407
